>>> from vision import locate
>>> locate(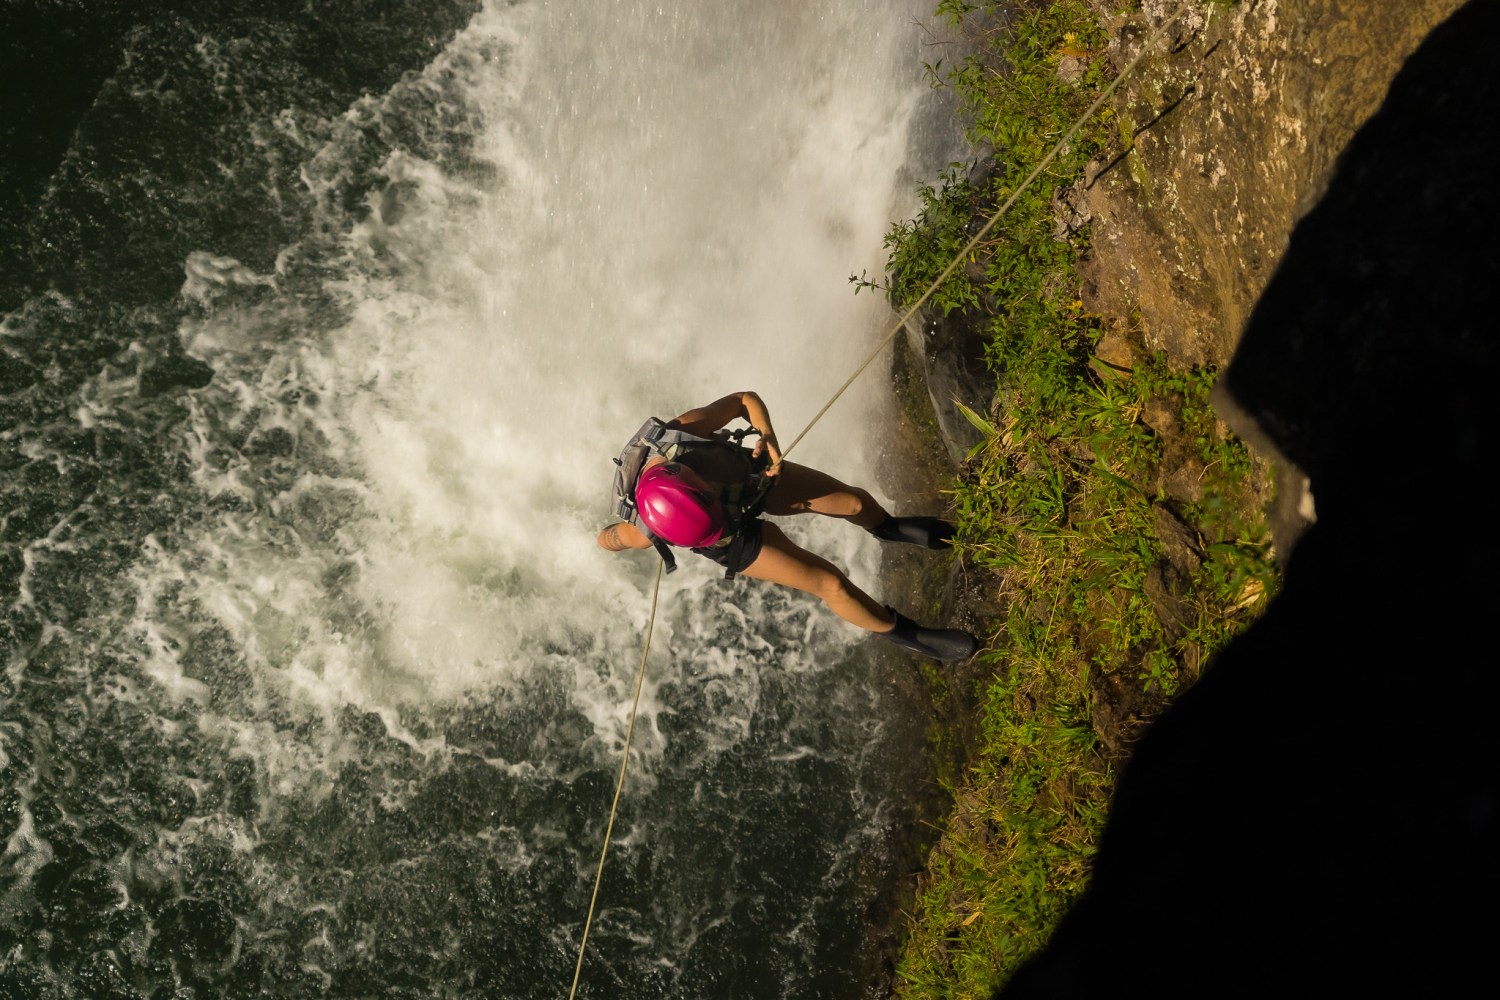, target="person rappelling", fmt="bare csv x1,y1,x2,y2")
598,390,978,662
